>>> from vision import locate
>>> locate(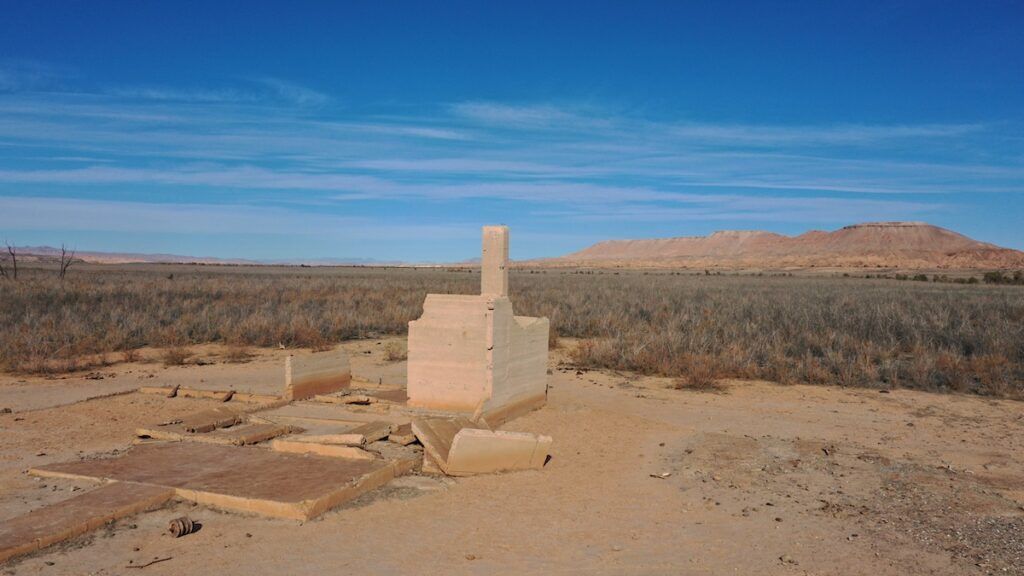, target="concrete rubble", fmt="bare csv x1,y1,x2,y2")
3,226,553,563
